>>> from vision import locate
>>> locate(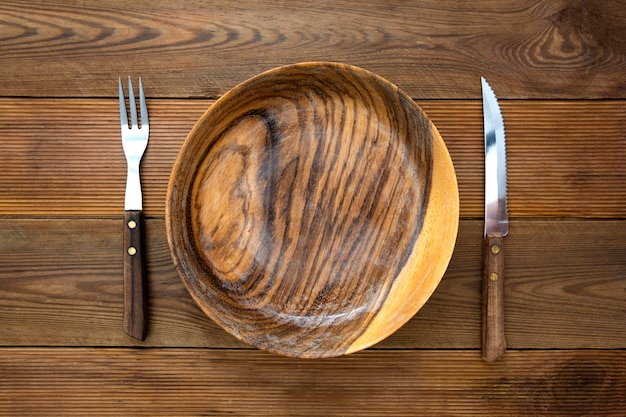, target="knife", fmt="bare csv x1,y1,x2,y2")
481,76,508,362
